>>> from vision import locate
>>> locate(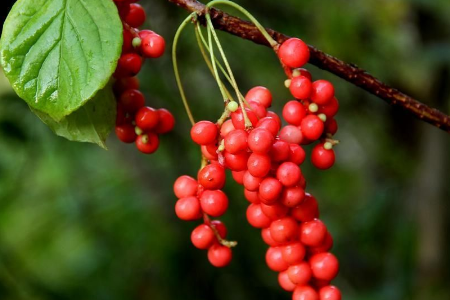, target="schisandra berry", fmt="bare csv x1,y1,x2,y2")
154,109,175,134
231,108,258,129
135,106,159,130
198,163,226,190
115,53,142,78
278,271,296,292
224,129,248,154
248,100,267,118
124,3,146,28
224,151,250,171
288,262,312,285
319,97,339,118
191,224,215,249
292,286,319,300
259,177,283,204
257,117,280,136
247,153,271,178
311,143,336,170
265,247,289,272
289,75,312,100
271,139,290,162
136,133,159,154
191,121,218,145
276,162,302,187
248,128,274,153
211,219,227,239
309,252,339,281
281,242,306,265
261,202,289,220
173,175,198,198
269,217,298,244
175,196,202,221
199,190,229,217
245,86,272,108
278,38,310,68
311,80,335,105
291,193,319,222
300,219,328,247
142,33,166,58
281,186,305,207
279,125,303,144
119,89,145,113
115,124,137,143
207,243,232,267
301,115,324,141
246,203,272,228
283,100,307,126
319,286,342,300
